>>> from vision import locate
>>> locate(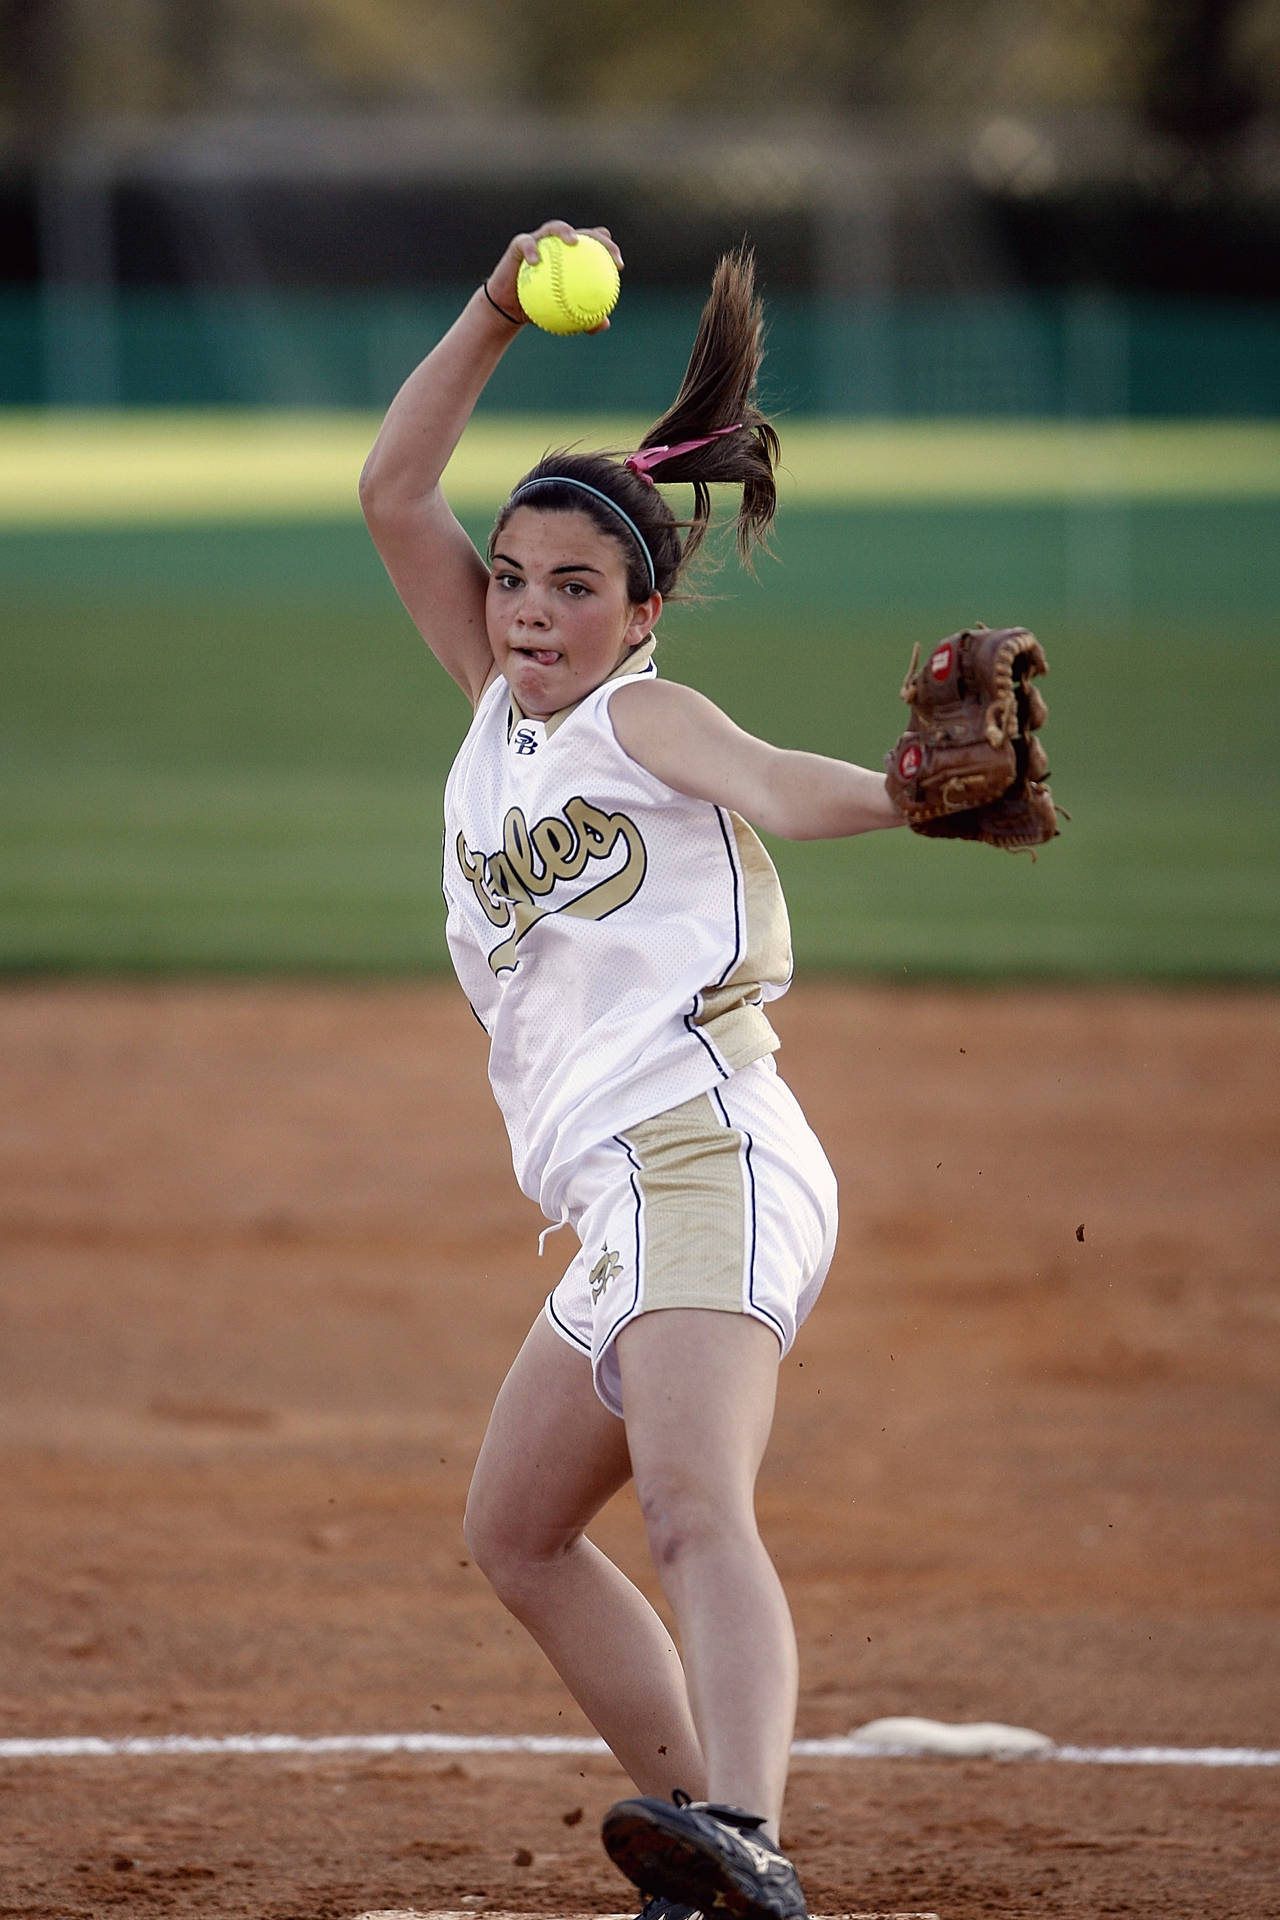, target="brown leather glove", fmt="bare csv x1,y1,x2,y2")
884,625,1061,852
